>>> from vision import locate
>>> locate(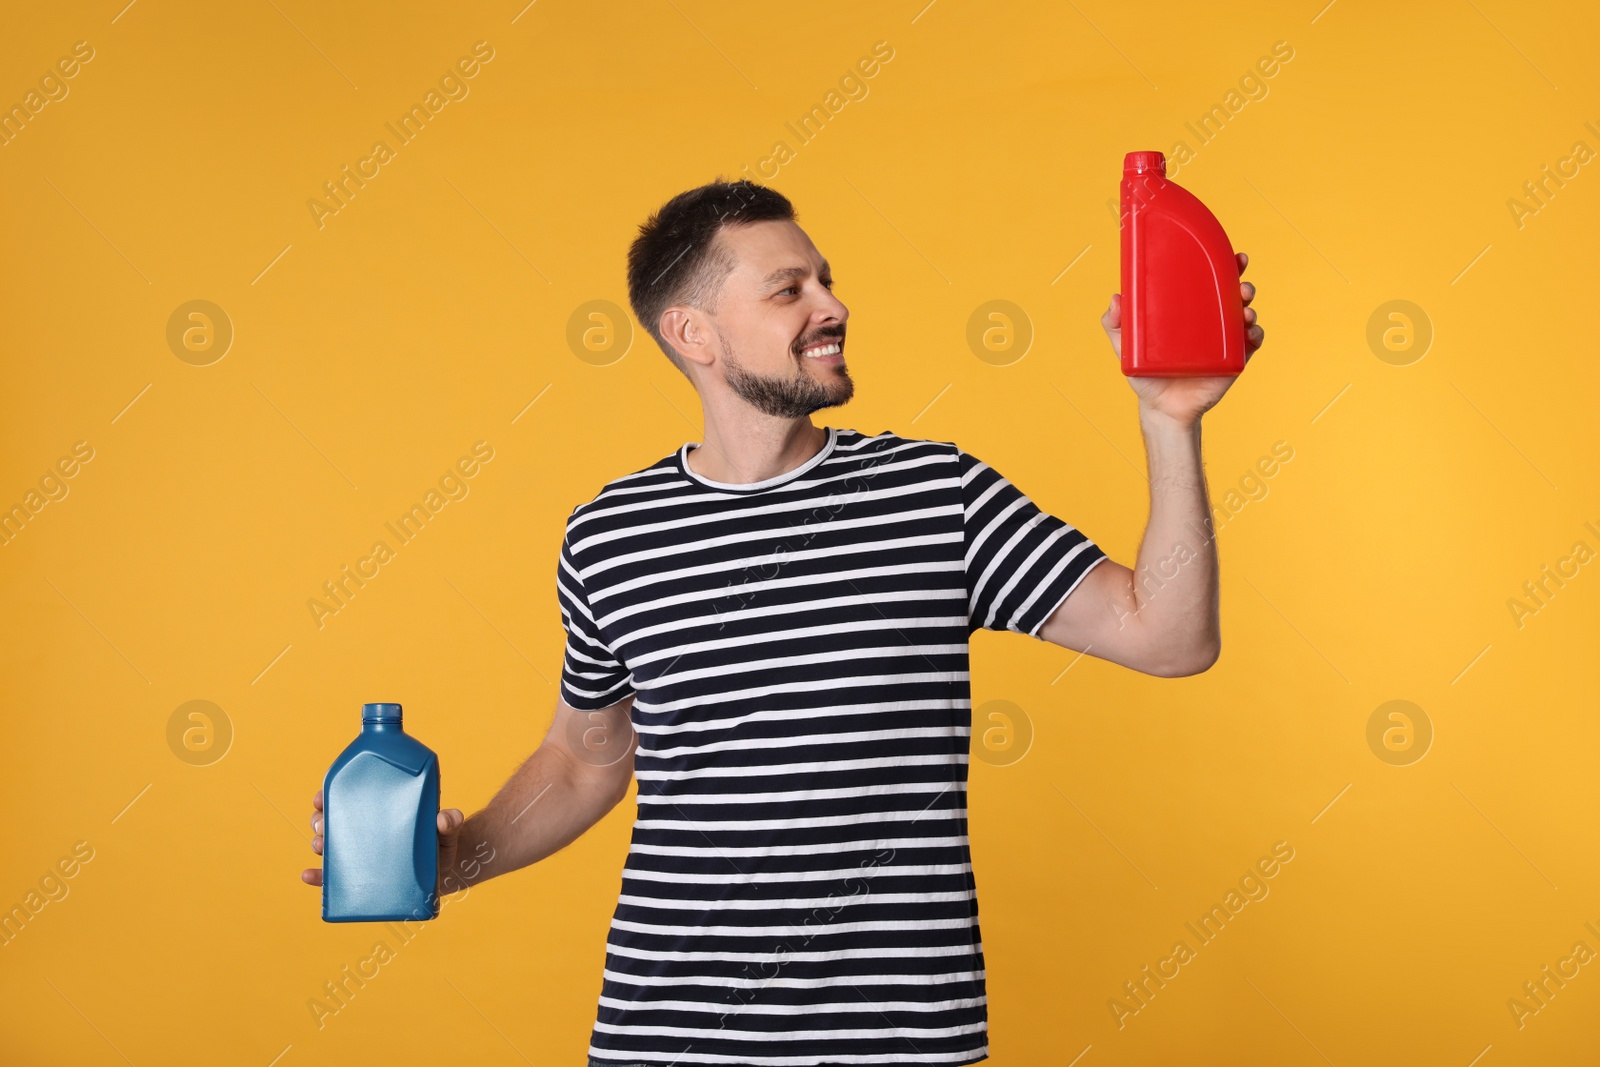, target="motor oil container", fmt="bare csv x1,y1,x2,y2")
1119,150,1246,377
322,702,440,922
